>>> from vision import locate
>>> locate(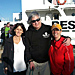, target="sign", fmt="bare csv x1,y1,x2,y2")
52,21,75,29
